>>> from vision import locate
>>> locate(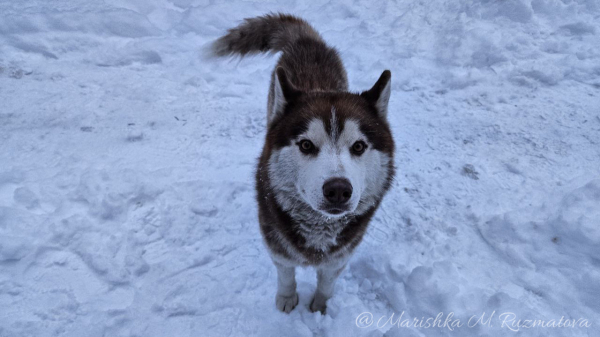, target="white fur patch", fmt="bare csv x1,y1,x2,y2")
376,79,391,117
330,106,338,140
268,72,286,124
